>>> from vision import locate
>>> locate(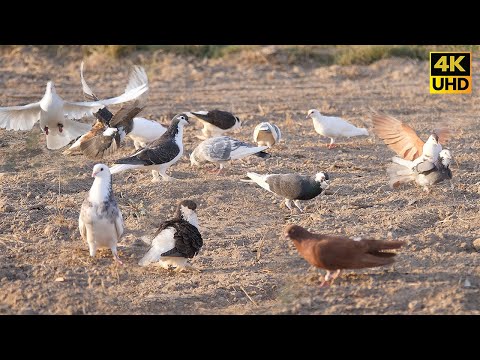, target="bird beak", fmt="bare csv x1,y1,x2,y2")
305,114,310,119
91,171,97,178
